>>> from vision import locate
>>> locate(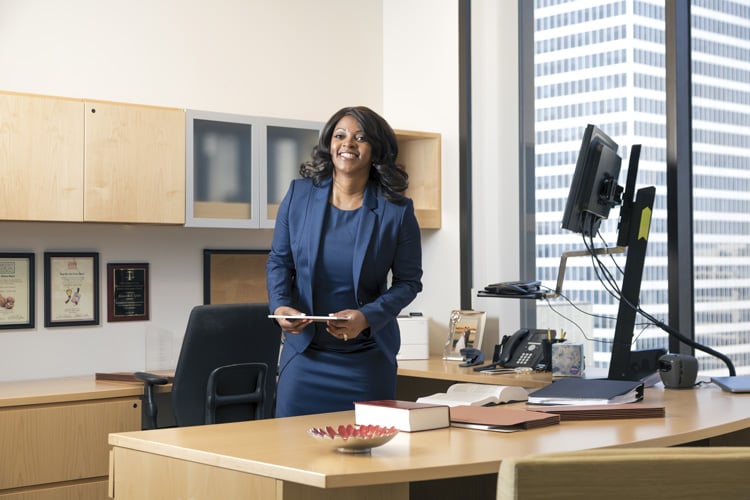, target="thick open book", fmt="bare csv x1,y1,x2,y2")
416,383,529,407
